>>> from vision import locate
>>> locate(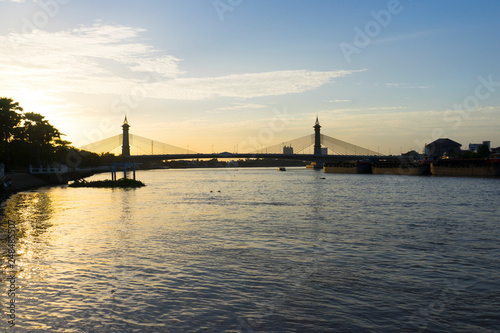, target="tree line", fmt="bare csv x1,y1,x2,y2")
0,97,118,171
